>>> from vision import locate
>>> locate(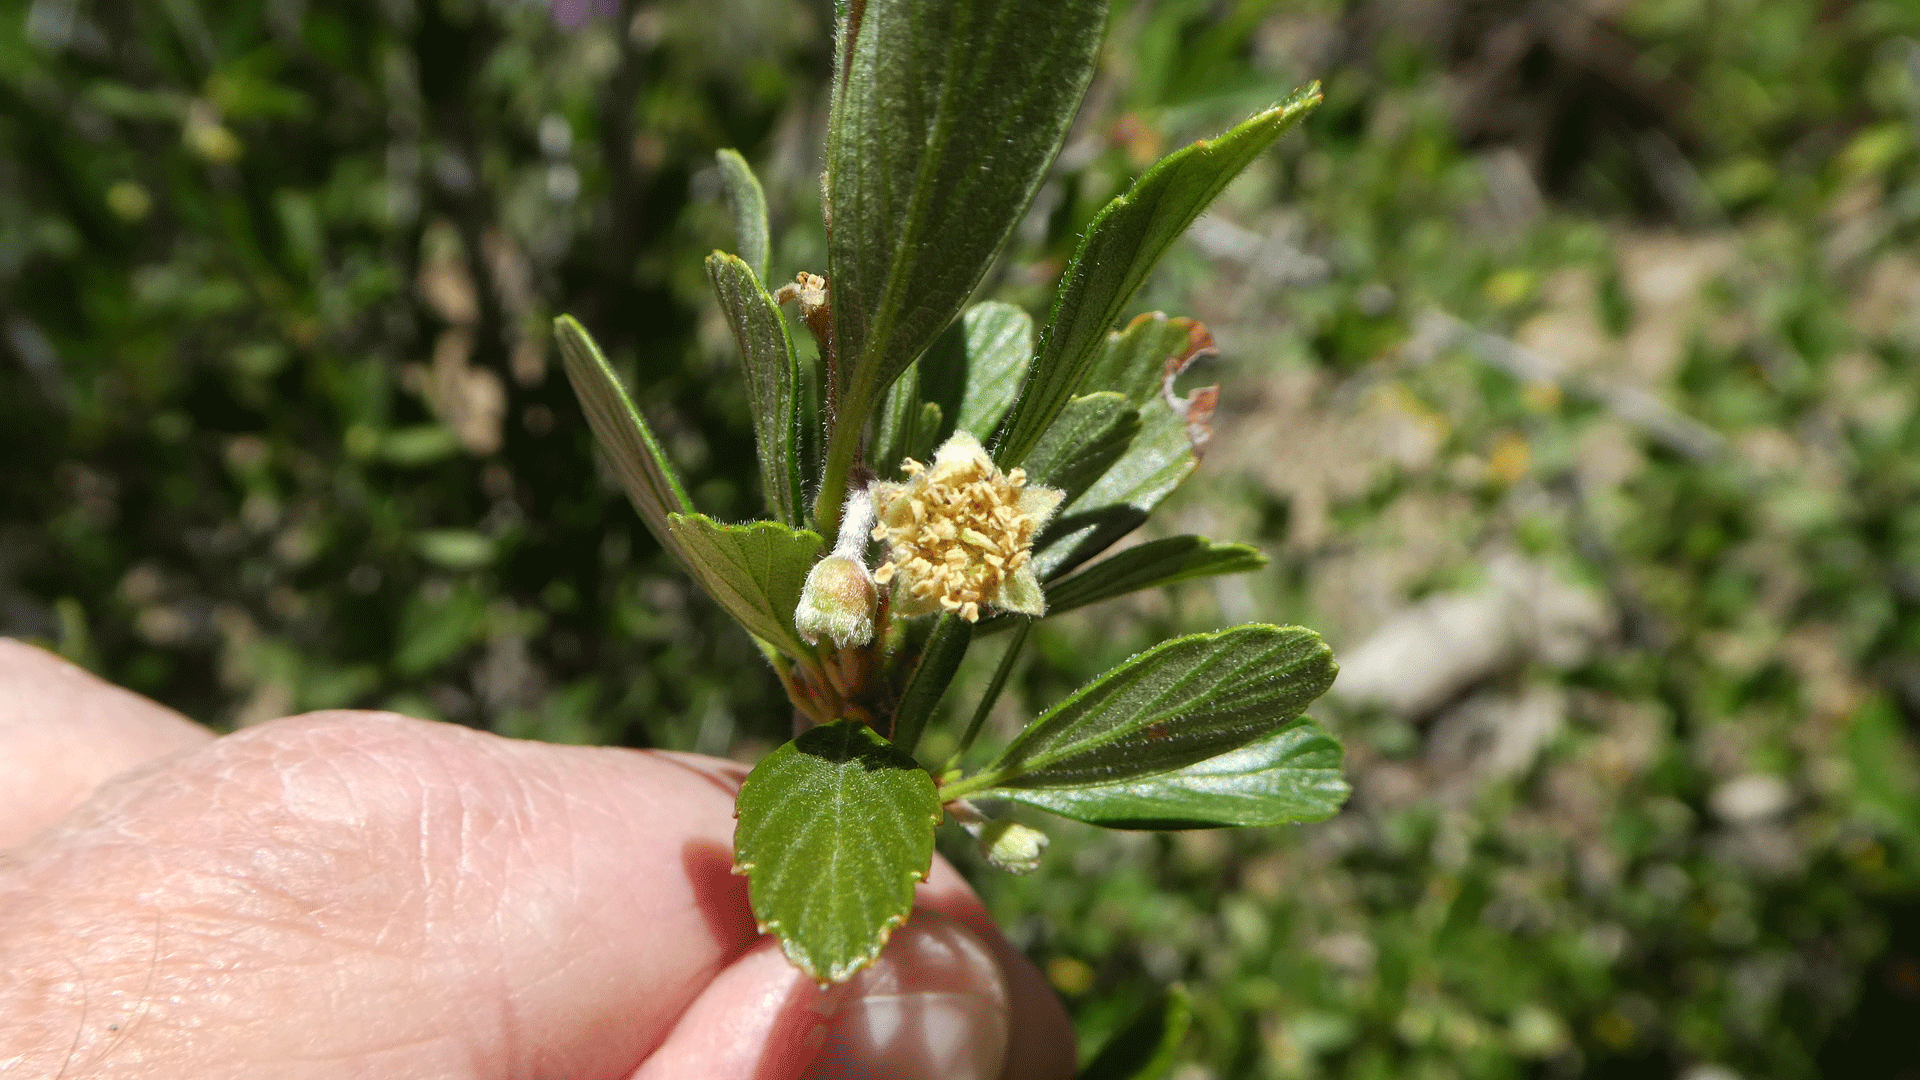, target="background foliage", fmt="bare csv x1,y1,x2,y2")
4,0,1920,1077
